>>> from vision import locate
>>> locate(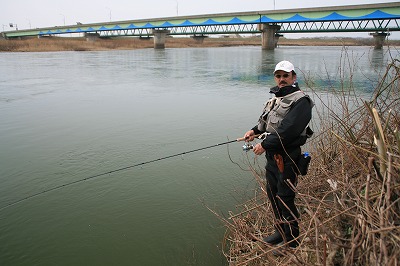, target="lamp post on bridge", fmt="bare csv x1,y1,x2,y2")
106,7,112,22
169,0,178,16
59,14,65,26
